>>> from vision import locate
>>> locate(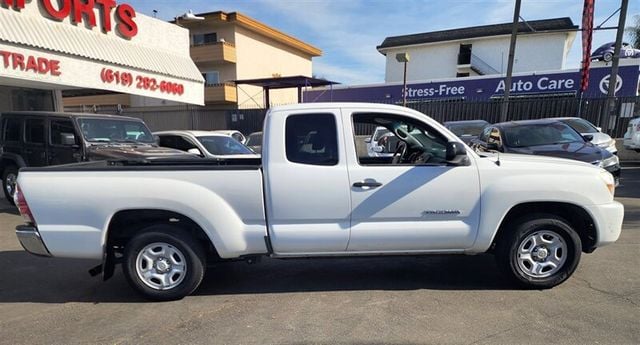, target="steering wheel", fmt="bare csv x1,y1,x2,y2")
392,141,407,164
394,126,424,150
